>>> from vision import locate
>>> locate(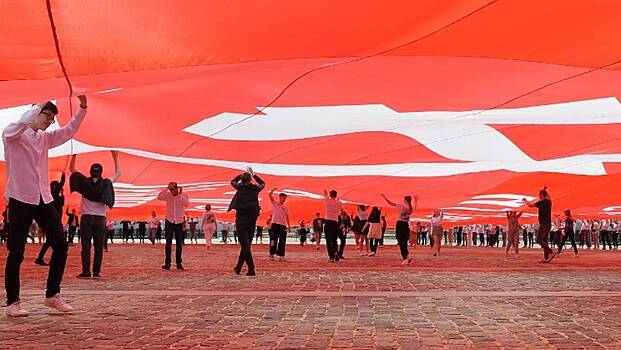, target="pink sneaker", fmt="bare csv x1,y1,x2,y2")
6,301,29,317
44,294,74,313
